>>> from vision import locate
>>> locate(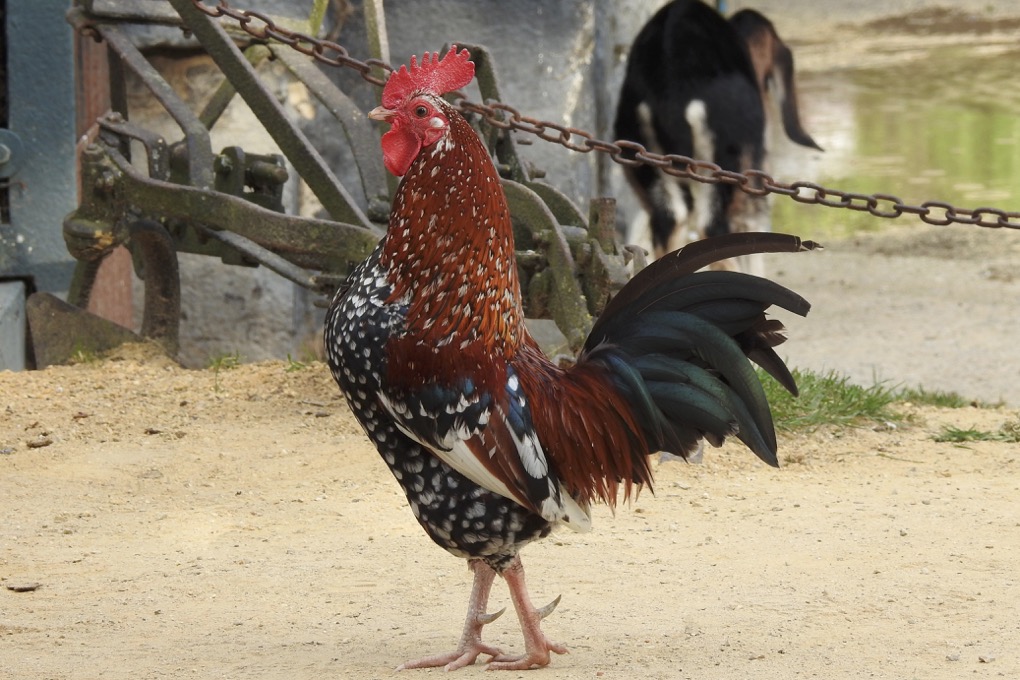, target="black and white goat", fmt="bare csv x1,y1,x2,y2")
615,0,821,270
